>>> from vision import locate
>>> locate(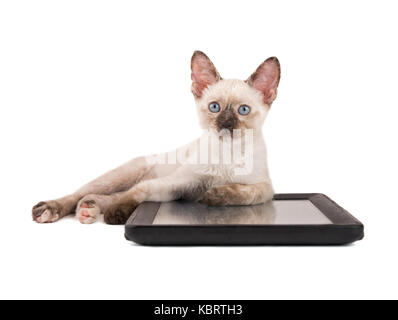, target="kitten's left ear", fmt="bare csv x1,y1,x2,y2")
247,57,281,105
191,51,221,98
